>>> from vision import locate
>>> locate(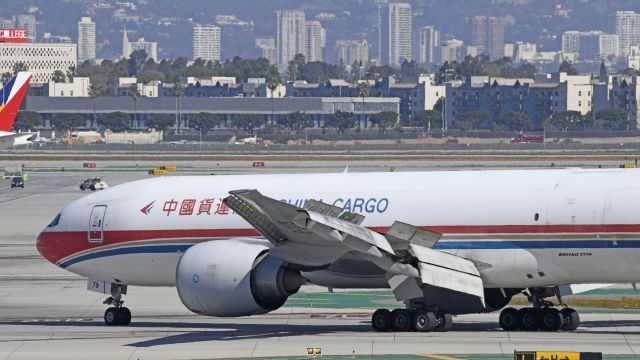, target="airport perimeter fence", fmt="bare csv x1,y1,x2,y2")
26,141,640,152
